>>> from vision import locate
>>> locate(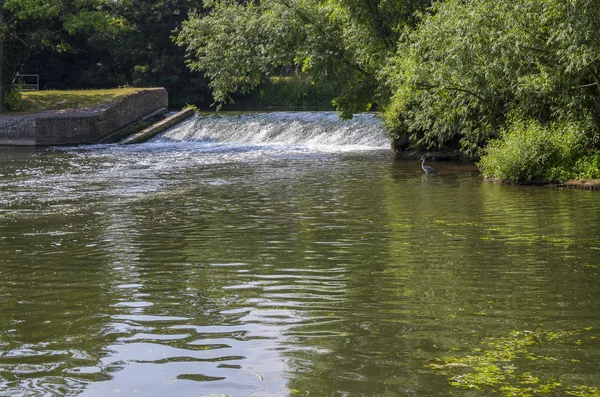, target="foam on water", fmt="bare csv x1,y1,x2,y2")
151,111,390,151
